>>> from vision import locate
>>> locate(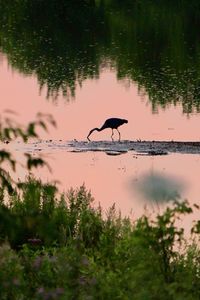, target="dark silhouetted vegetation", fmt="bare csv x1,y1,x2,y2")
0,112,55,193
0,0,109,100
1,2,200,298
0,179,200,299
1,1,200,112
